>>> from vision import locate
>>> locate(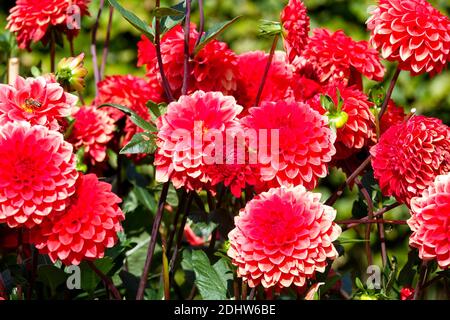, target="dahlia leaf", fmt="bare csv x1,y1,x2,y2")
191,250,229,300
120,132,156,155
99,103,157,132
107,0,155,41
150,7,184,19
80,258,114,294
159,1,186,34
147,100,168,120
37,265,67,297
195,16,241,54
